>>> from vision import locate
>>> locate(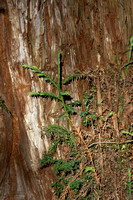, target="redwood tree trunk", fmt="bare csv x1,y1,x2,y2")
0,0,132,199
